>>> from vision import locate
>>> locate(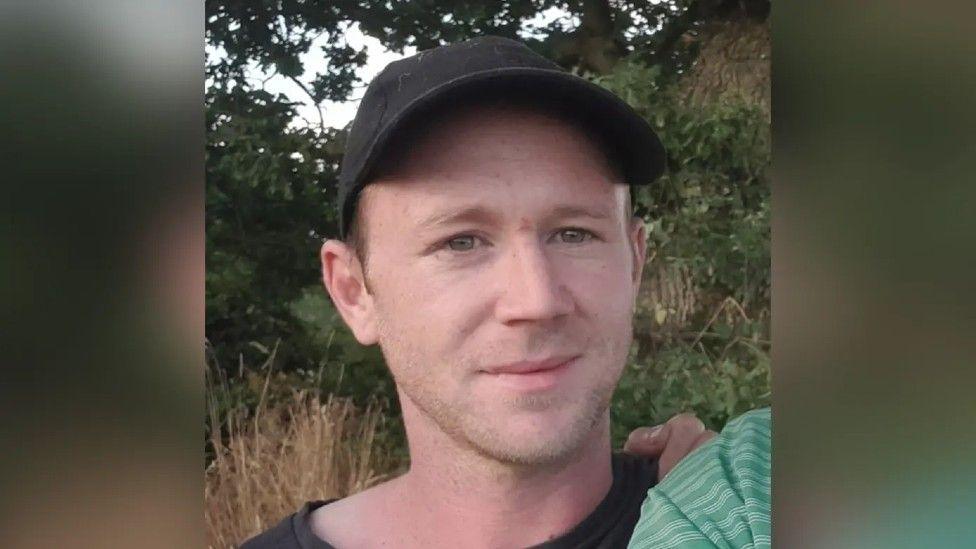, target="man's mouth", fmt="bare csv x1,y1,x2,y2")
482,356,578,375
479,355,579,391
